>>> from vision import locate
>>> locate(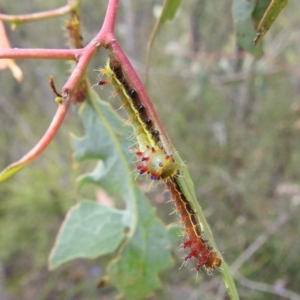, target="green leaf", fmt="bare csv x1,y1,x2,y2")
167,223,182,245
252,0,272,26
0,163,29,184
232,0,263,58
145,0,182,84
253,0,288,44
49,87,173,298
108,188,173,300
49,201,127,269
159,0,182,27
72,90,134,206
